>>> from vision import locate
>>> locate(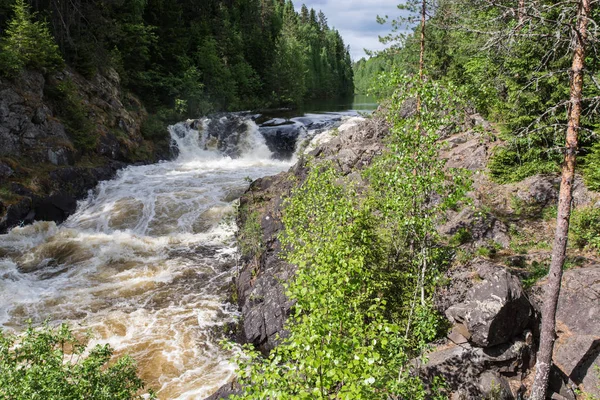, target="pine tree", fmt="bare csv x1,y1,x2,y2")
0,0,63,76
